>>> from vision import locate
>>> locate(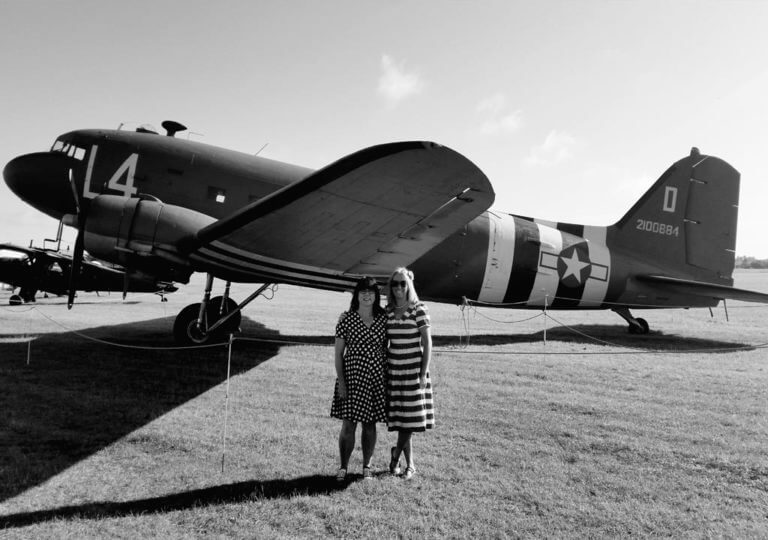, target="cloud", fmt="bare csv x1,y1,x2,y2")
476,93,522,135
524,130,577,167
377,54,424,106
